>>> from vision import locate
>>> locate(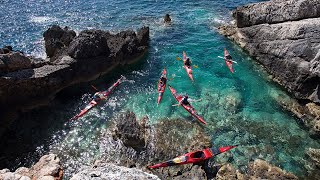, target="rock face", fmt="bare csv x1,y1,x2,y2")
218,0,320,137
218,0,320,103
0,25,149,136
216,159,298,180
70,162,160,180
0,154,63,180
